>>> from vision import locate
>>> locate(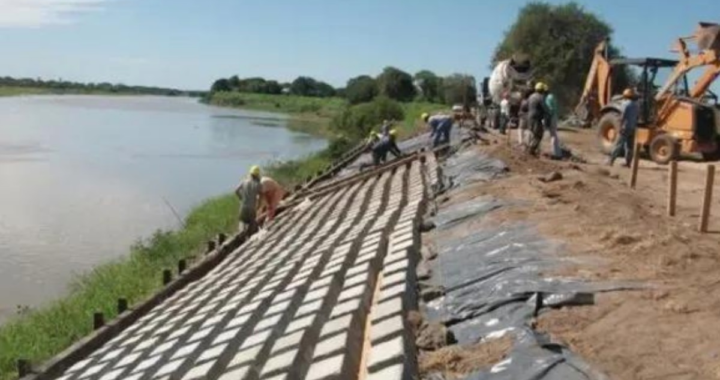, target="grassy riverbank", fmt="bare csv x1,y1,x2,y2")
207,92,447,139
208,92,346,137
0,194,240,380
